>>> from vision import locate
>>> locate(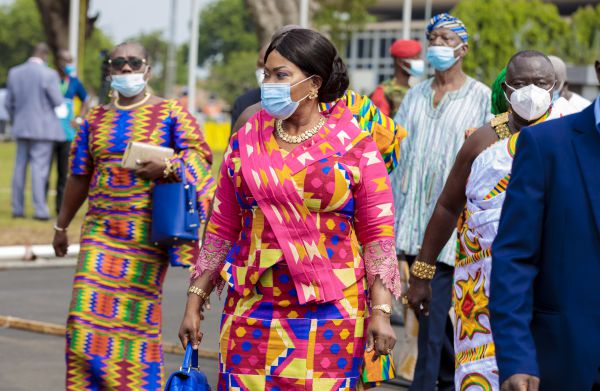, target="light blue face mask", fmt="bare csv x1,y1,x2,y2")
552,81,563,103
261,75,314,120
402,59,425,77
111,72,147,98
426,43,463,71
64,64,76,76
